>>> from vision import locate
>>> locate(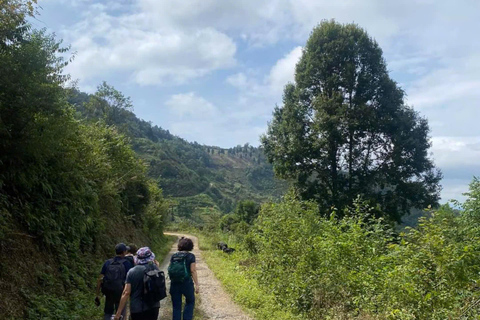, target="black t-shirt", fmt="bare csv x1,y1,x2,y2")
170,251,196,278
125,255,135,266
